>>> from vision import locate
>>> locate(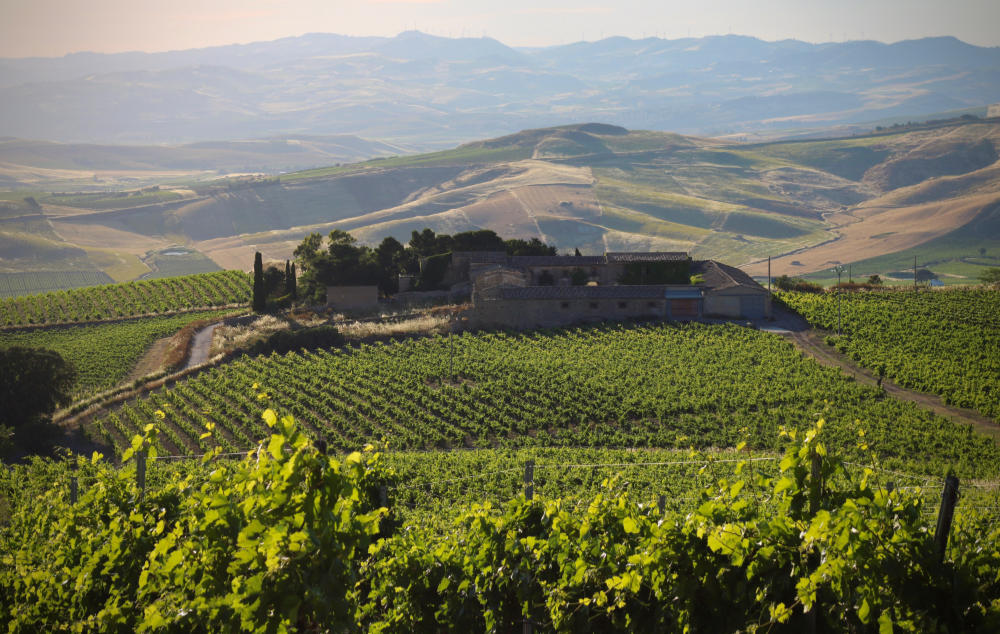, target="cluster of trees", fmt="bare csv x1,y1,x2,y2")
252,254,297,313
979,267,1000,287
292,229,557,304
772,275,824,293
0,347,75,455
